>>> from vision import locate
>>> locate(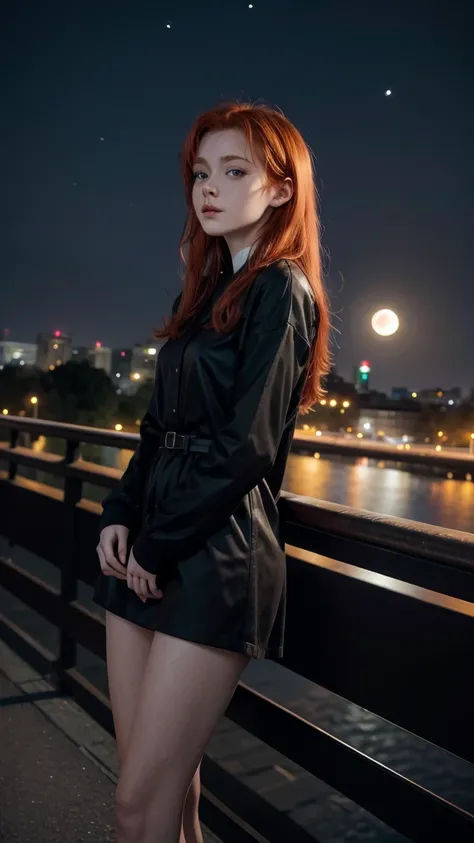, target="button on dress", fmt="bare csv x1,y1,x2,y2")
93,258,318,659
